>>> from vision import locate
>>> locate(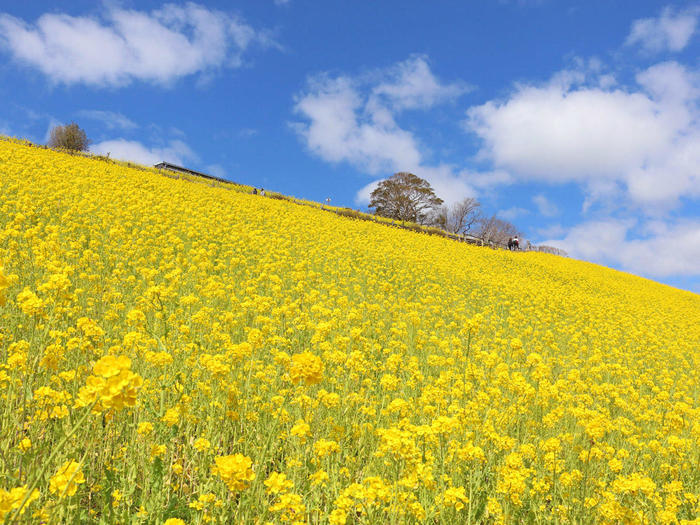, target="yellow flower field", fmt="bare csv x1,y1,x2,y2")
0,137,699,524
